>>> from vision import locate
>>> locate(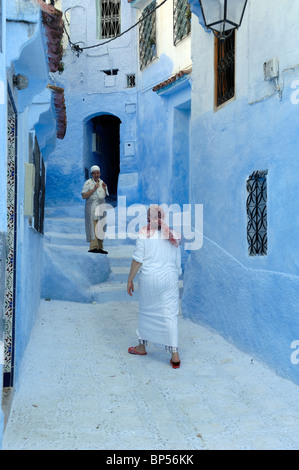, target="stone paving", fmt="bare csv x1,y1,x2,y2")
2,296,299,450
2,215,299,451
